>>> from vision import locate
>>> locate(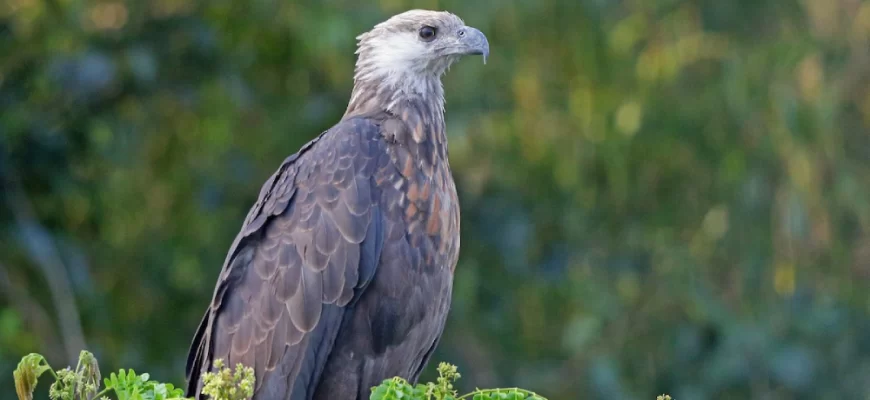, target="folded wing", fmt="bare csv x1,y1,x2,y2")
185,118,388,399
